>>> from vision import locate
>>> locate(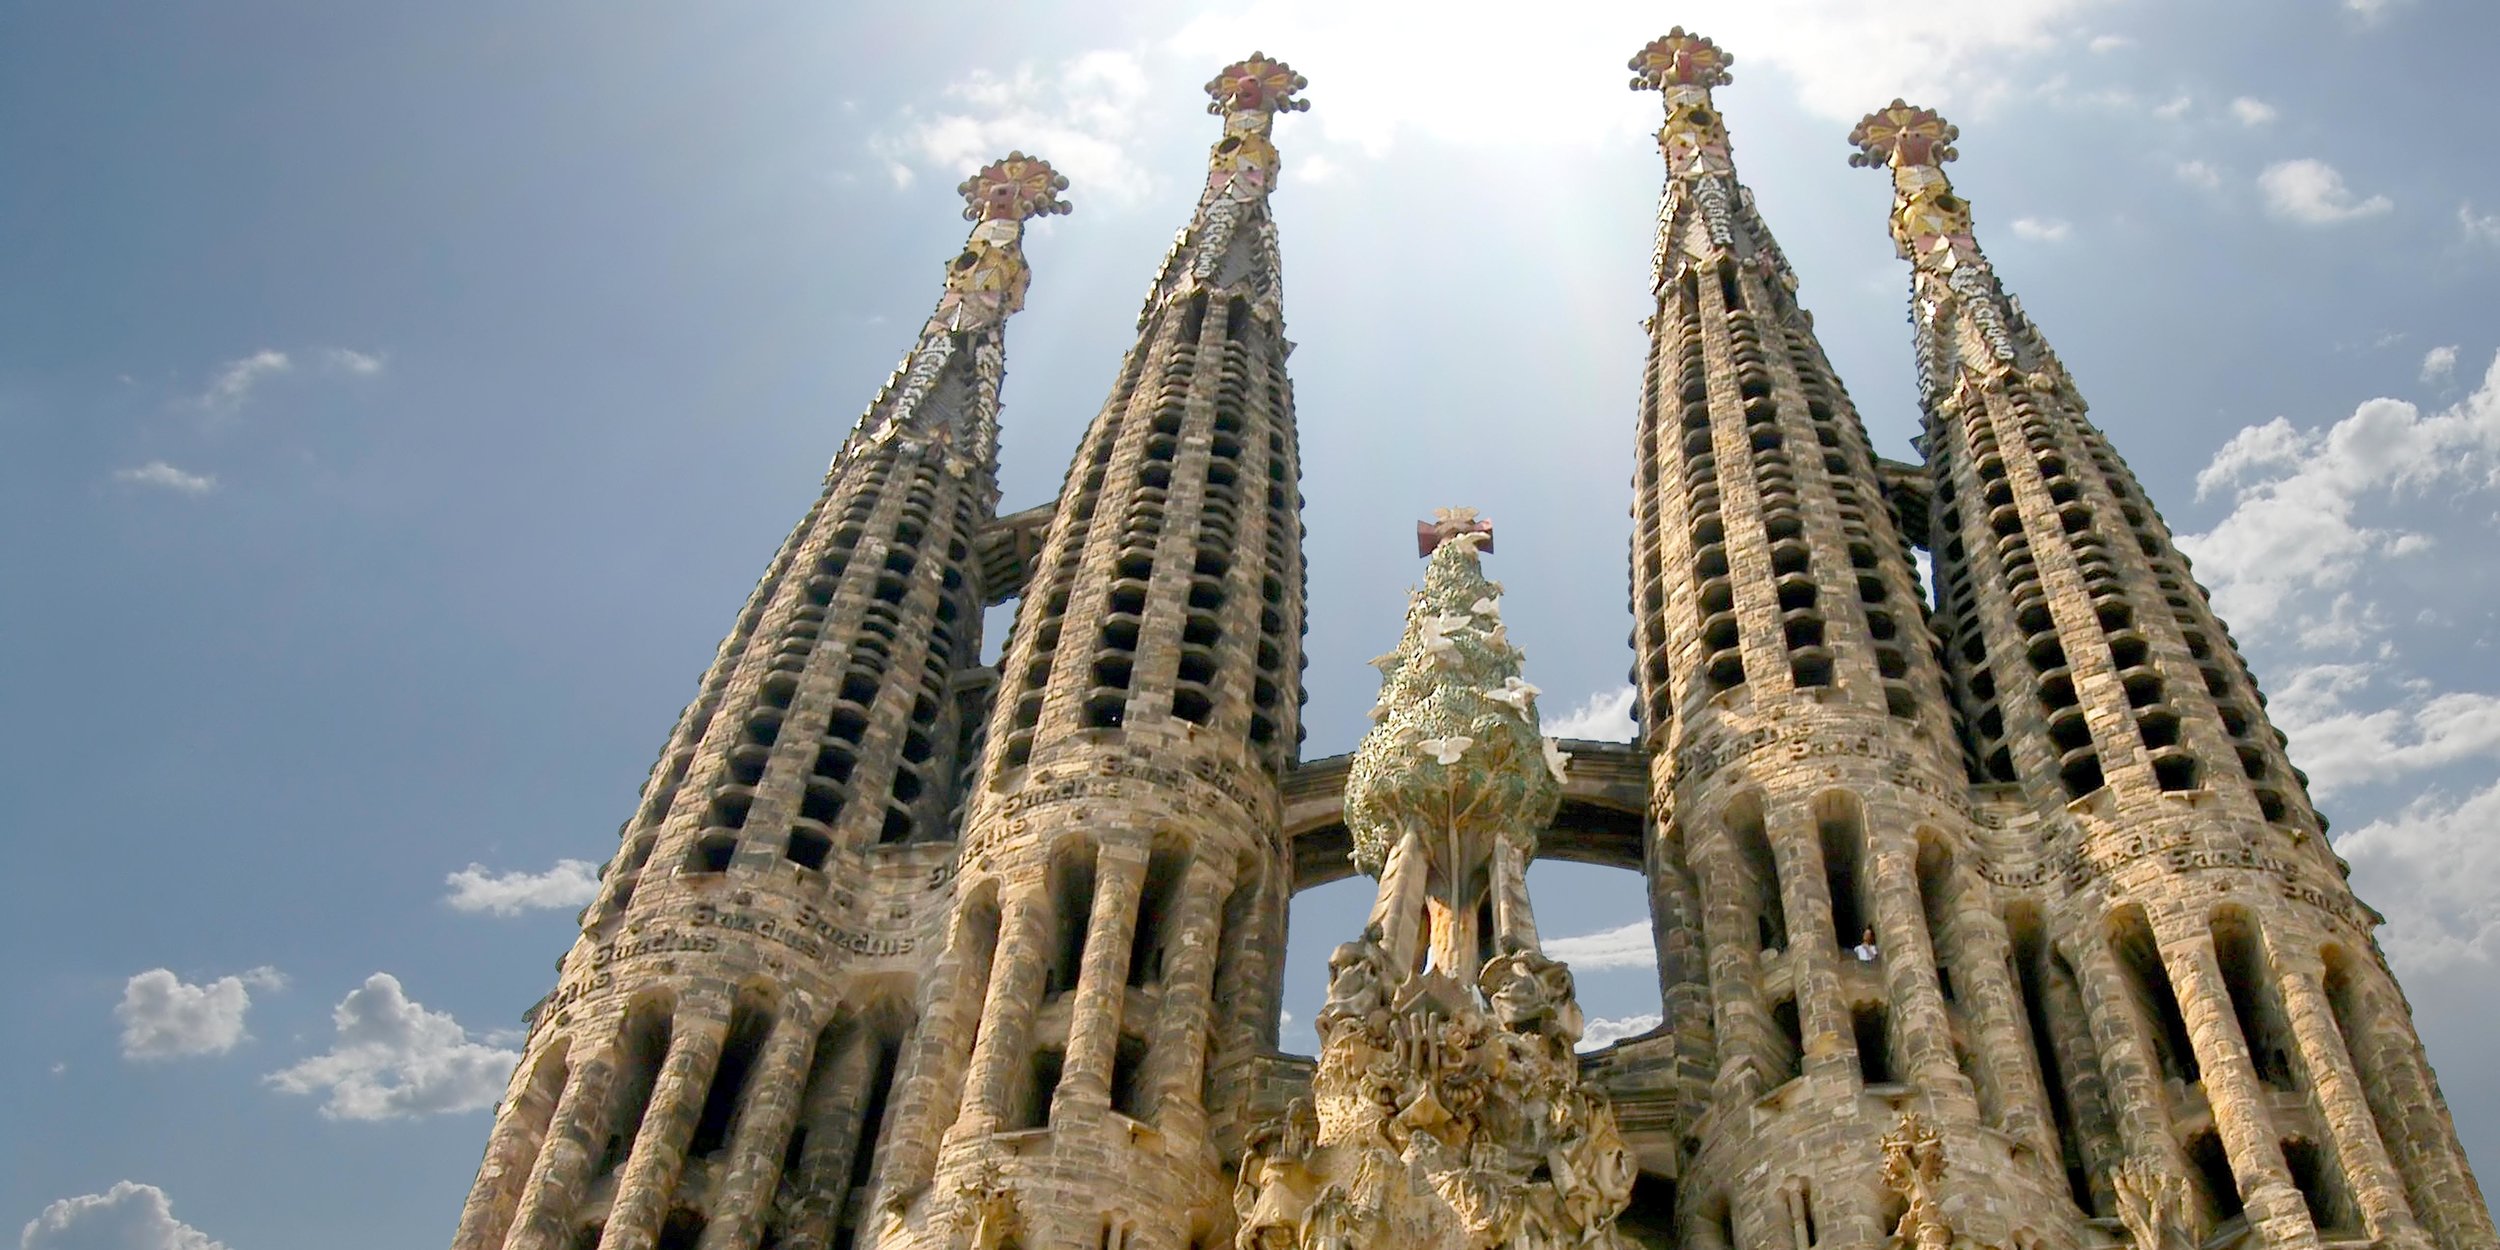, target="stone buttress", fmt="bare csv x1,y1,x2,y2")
1624,31,2079,1250
448,155,1072,1250
1855,101,2495,1250
867,55,1311,1250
